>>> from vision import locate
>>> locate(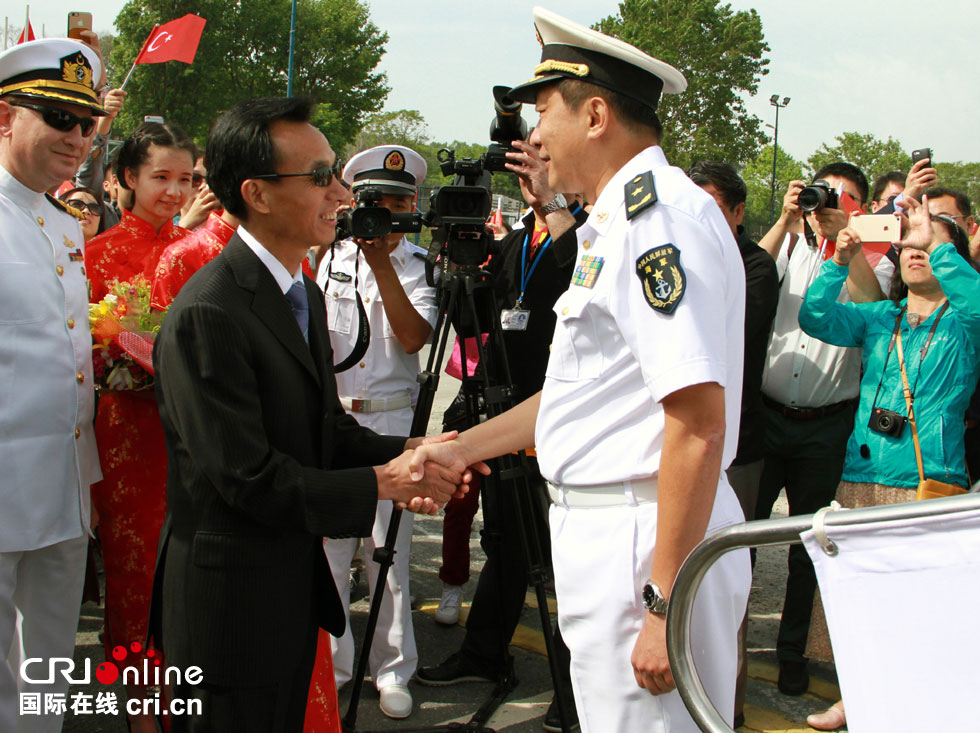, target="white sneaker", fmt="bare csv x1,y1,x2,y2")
379,684,413,719
434,583,464,625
